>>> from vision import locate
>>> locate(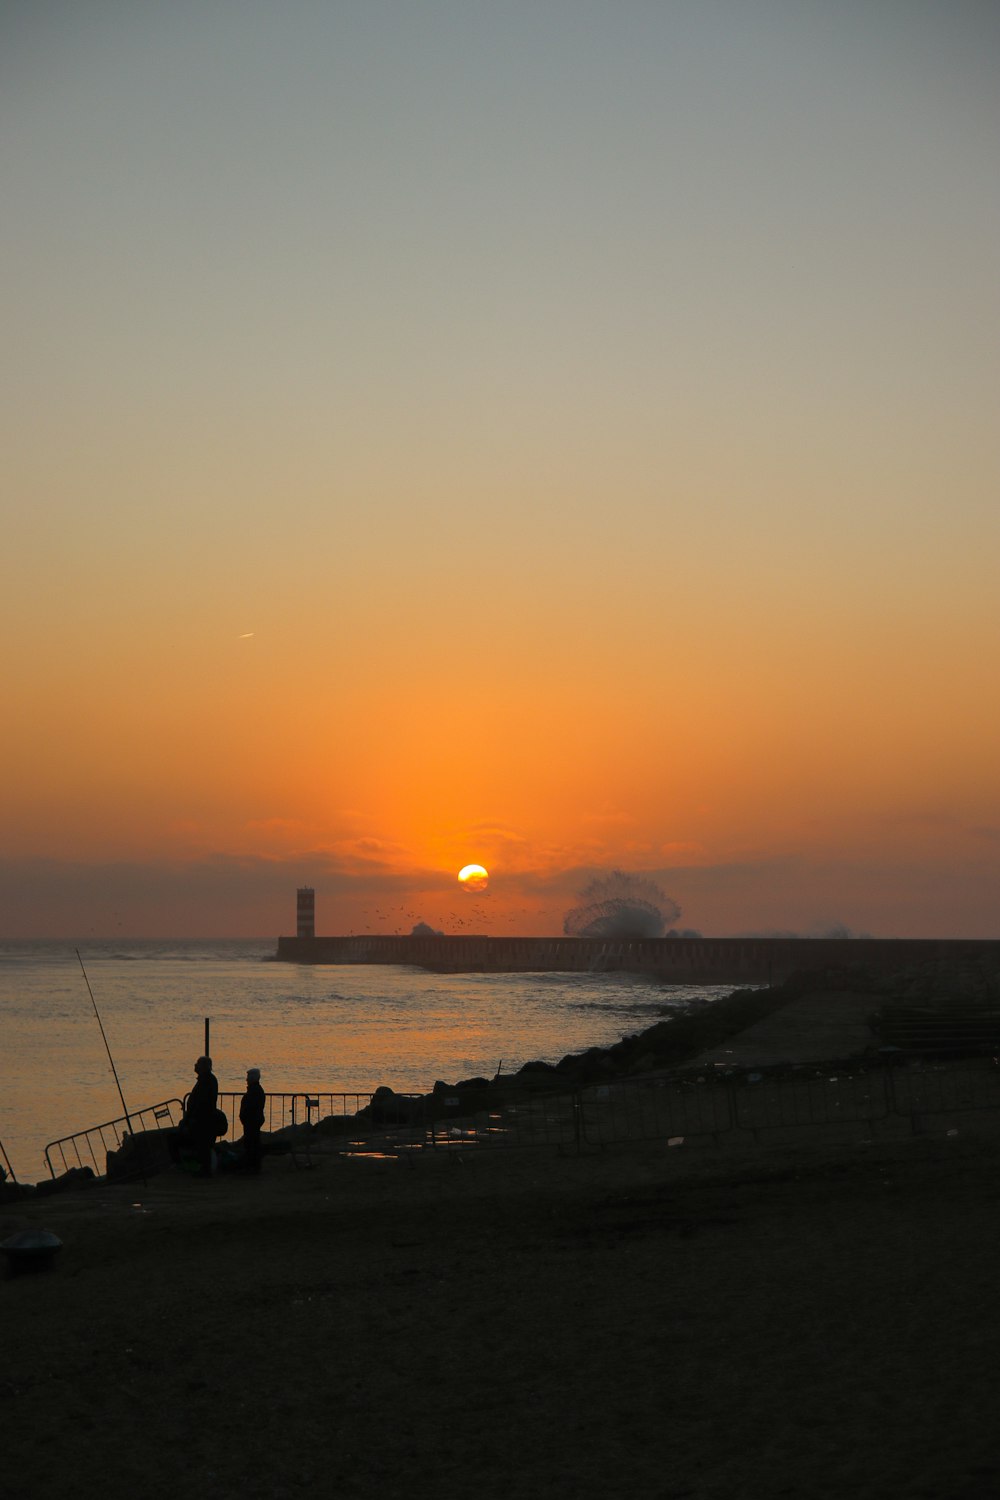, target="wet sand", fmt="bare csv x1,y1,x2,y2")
5,990,1000,1499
